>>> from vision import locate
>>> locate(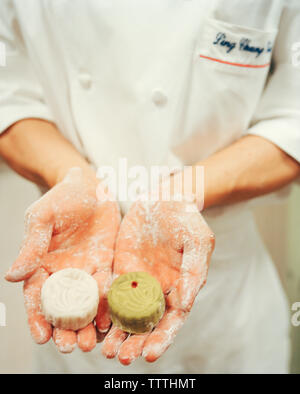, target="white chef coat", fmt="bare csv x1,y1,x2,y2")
1,0,299,373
